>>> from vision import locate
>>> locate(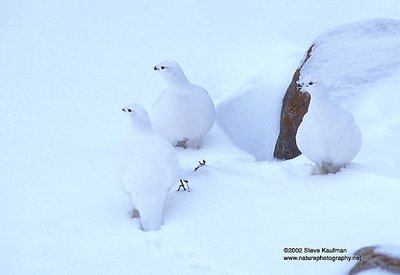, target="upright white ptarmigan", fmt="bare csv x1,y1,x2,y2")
151,60,216,149
121,103,180,231
296,87,362,174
